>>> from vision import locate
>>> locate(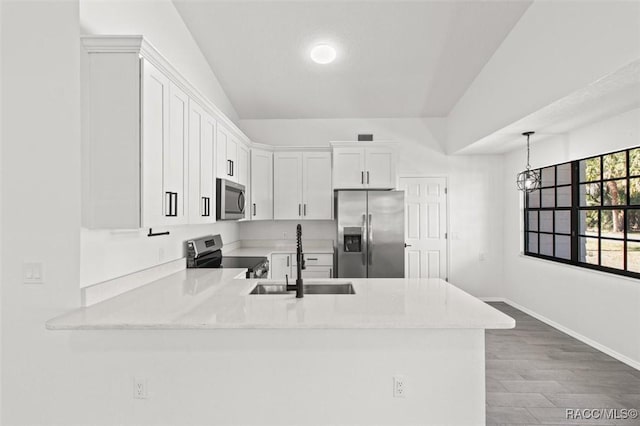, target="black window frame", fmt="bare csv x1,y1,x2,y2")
524,146,640,279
